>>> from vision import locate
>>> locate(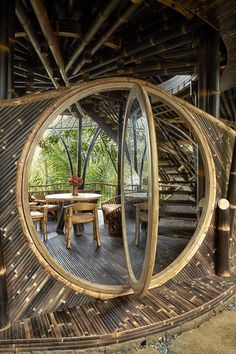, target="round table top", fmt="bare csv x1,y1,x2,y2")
45,193,101,202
